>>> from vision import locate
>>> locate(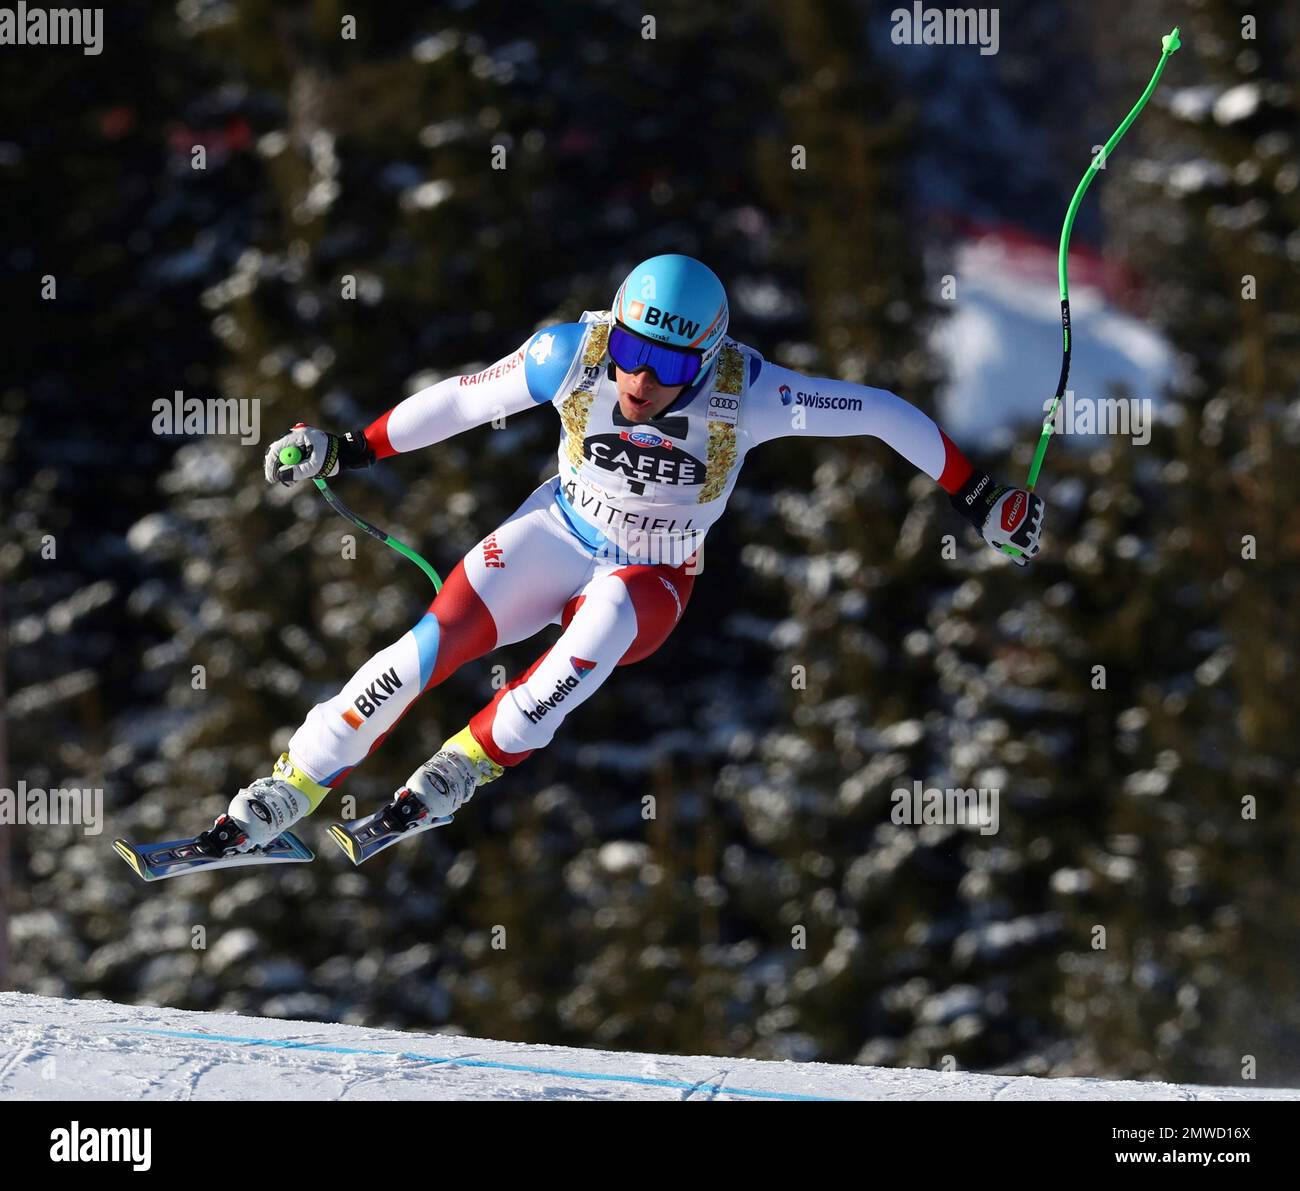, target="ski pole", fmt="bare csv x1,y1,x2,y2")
1028,26,1182,490
1001,26,1181,560
277,443,443,592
